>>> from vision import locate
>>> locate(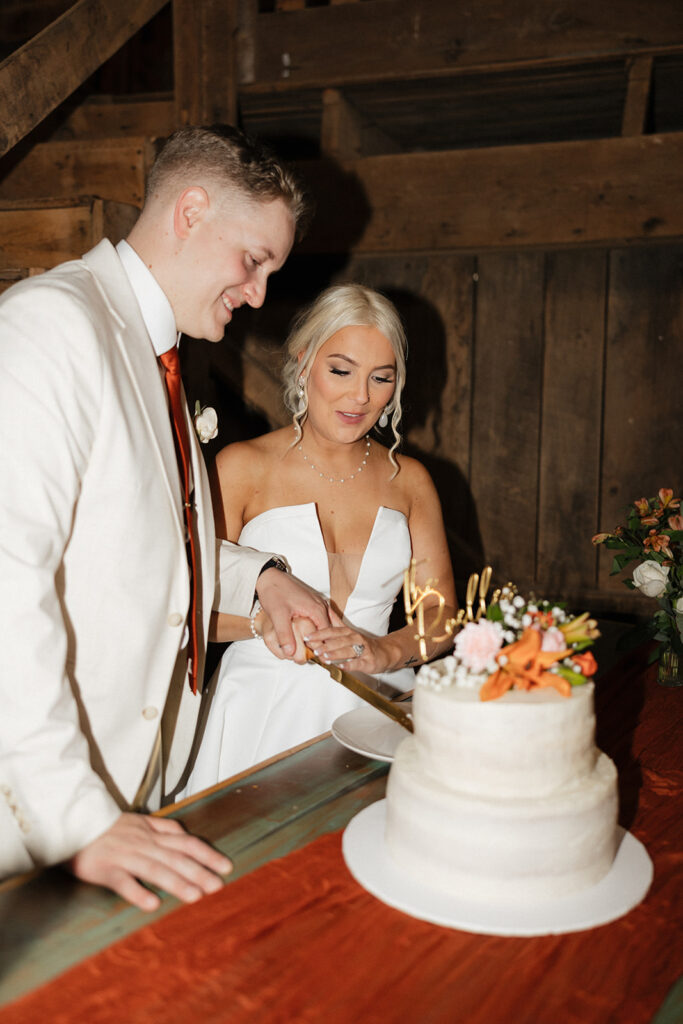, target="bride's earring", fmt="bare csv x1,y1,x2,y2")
378,407,389,429
296,375,306,413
